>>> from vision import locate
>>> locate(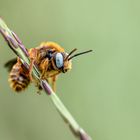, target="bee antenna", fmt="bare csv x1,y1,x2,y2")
65,48,77,60
68,50,93,60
